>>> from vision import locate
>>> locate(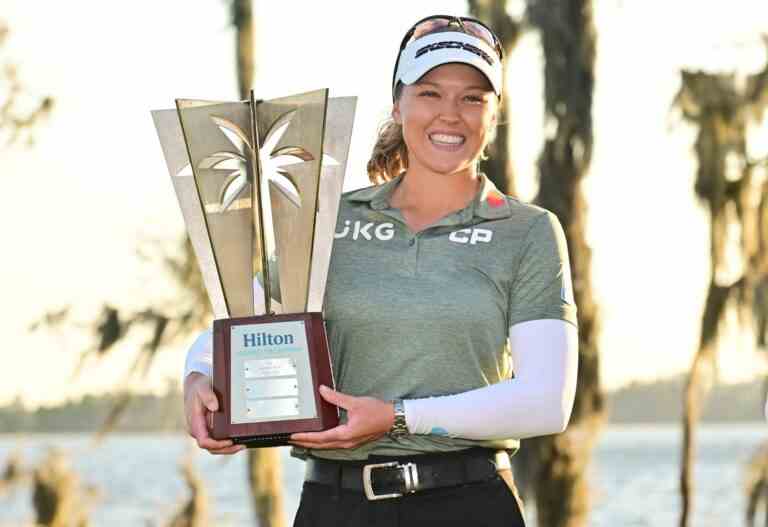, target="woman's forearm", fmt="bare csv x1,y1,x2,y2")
405,319,578,440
